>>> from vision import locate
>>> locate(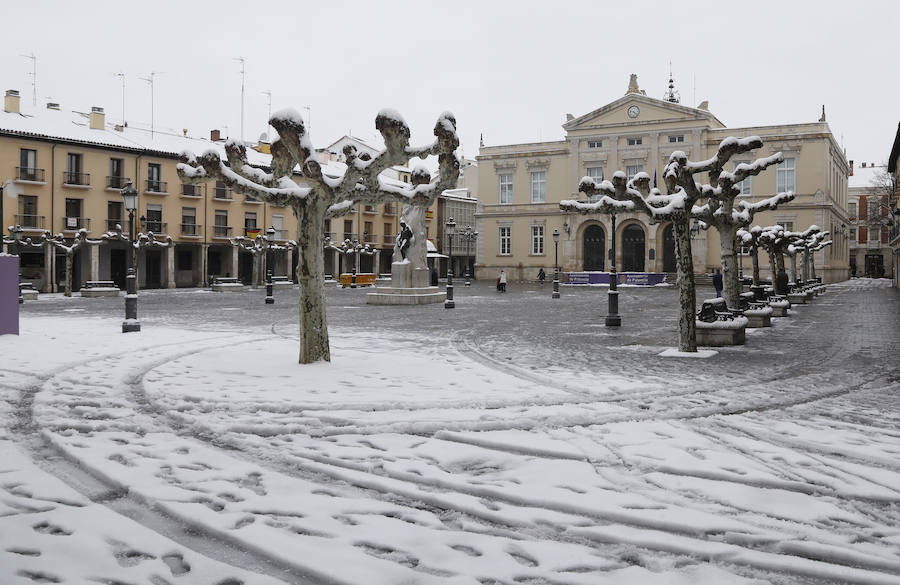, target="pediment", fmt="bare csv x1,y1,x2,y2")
563,95,722,132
